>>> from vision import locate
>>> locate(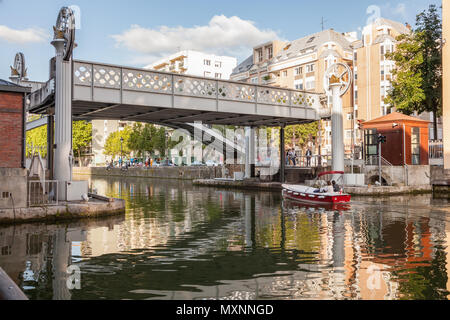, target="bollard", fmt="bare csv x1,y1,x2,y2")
0,267,28,300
